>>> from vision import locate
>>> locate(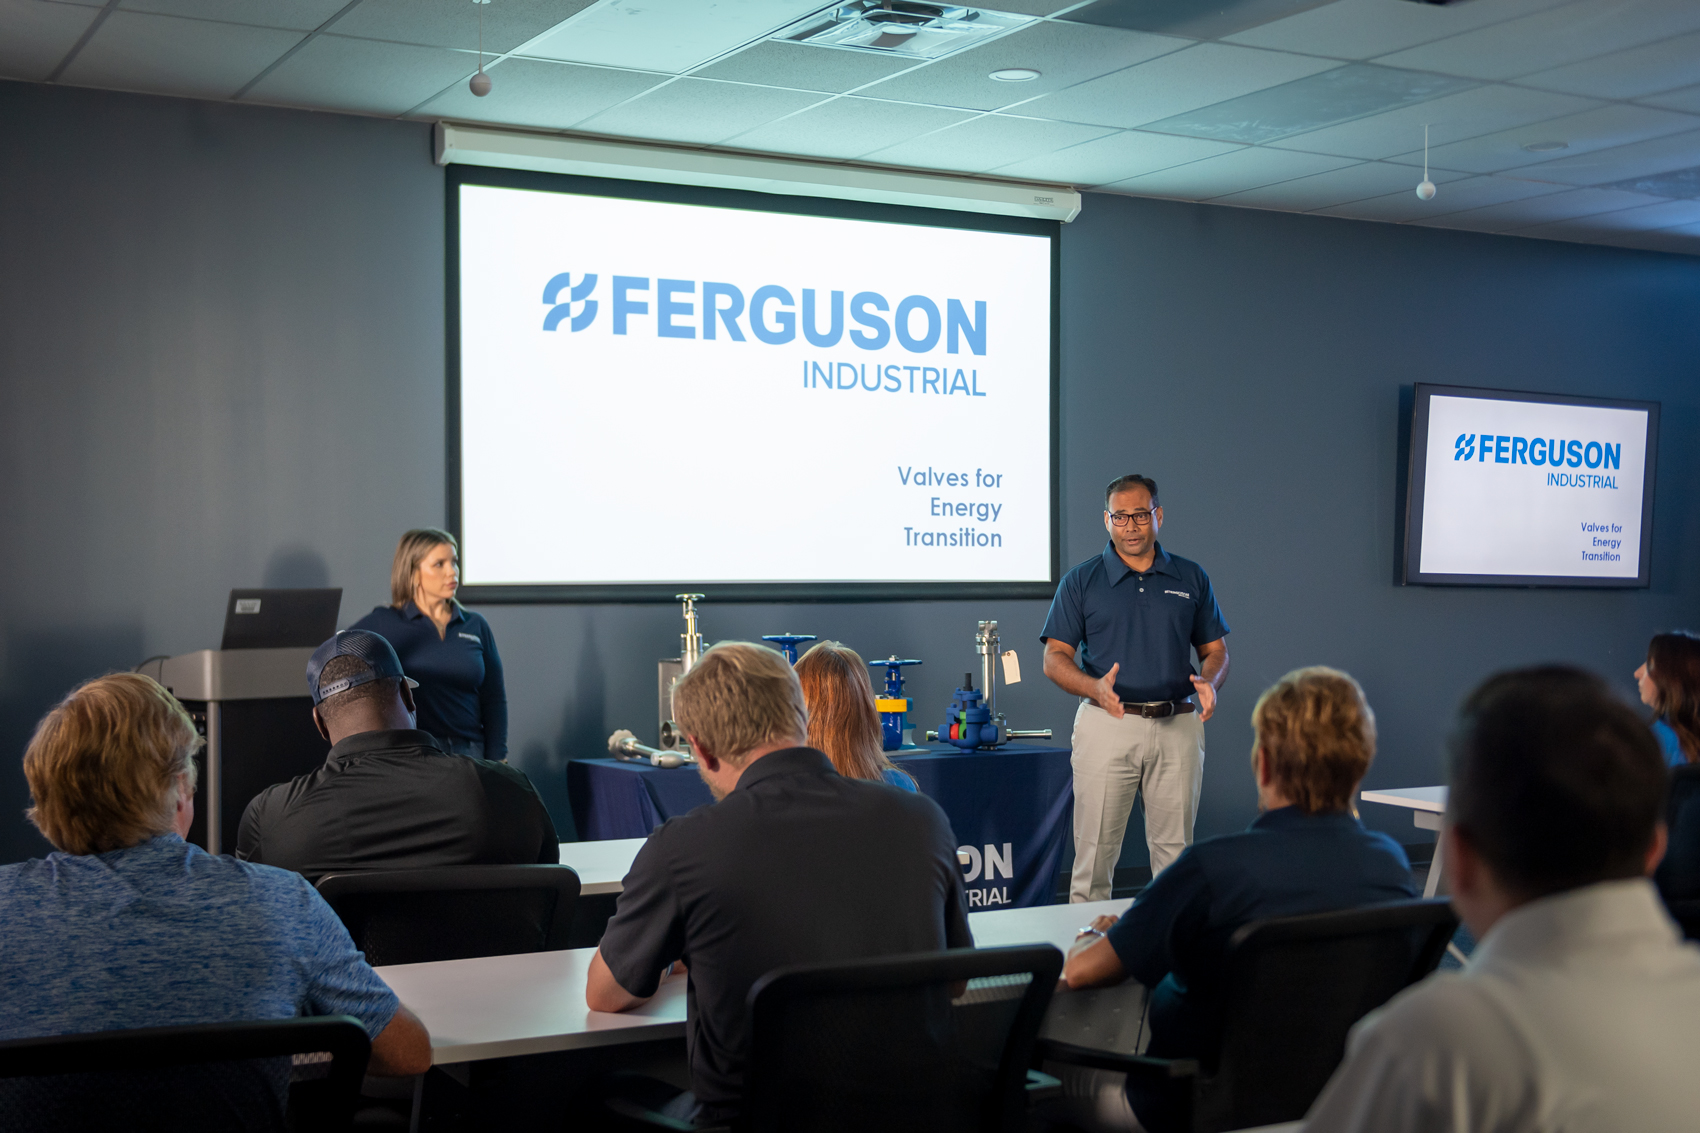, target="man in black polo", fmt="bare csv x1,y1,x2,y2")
1042,474,1230,902
236,630,558,880
587,641,972,1126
